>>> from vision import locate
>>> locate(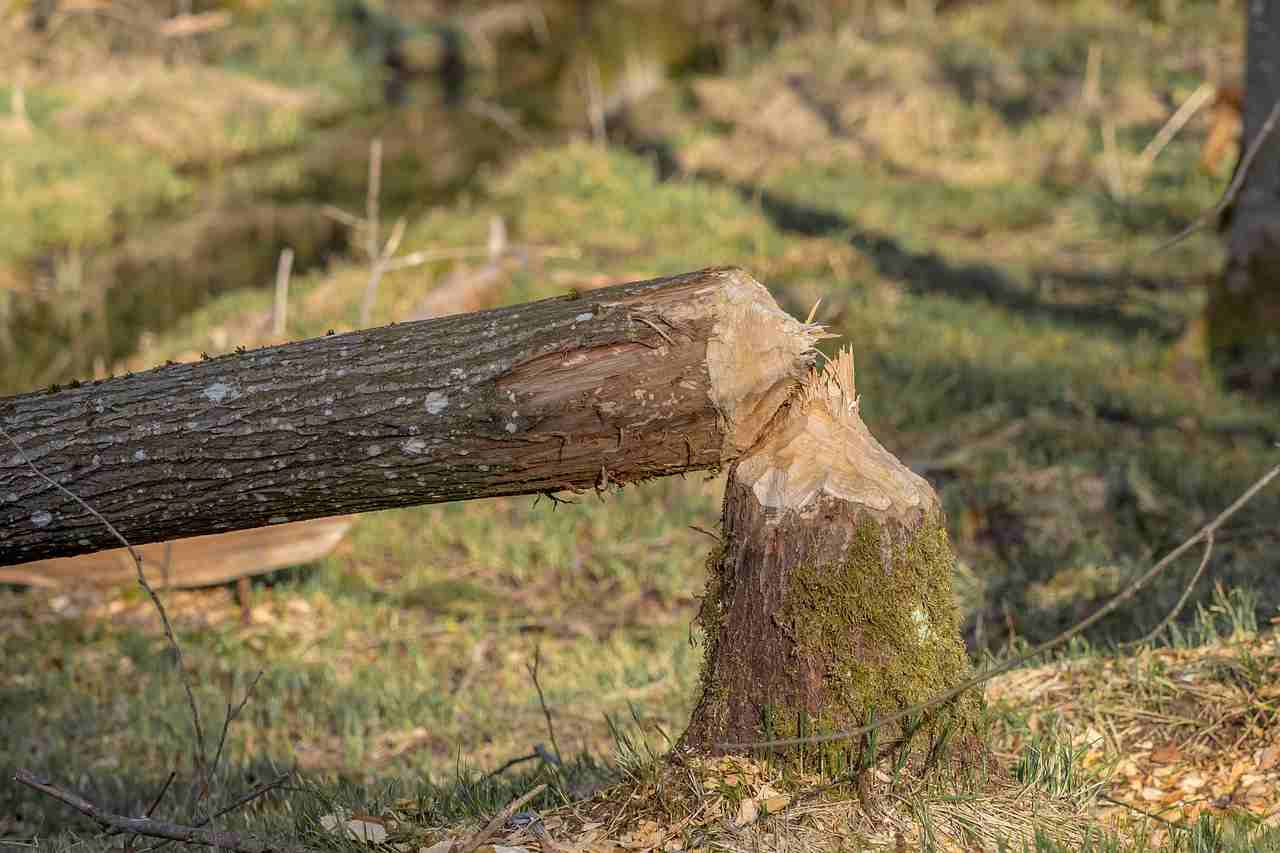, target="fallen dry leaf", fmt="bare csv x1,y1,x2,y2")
319,813,389,844
762,794,790,814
